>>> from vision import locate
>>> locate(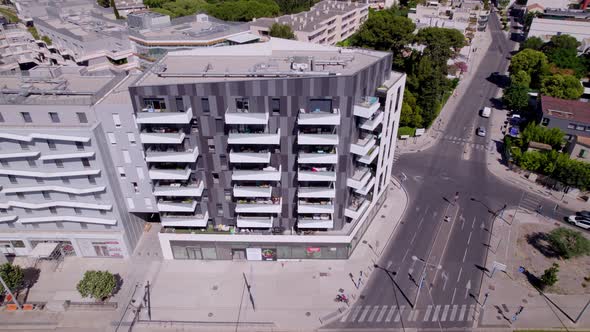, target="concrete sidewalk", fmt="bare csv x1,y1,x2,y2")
397,27,494,155
477,209,590,330
130,181,409,332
